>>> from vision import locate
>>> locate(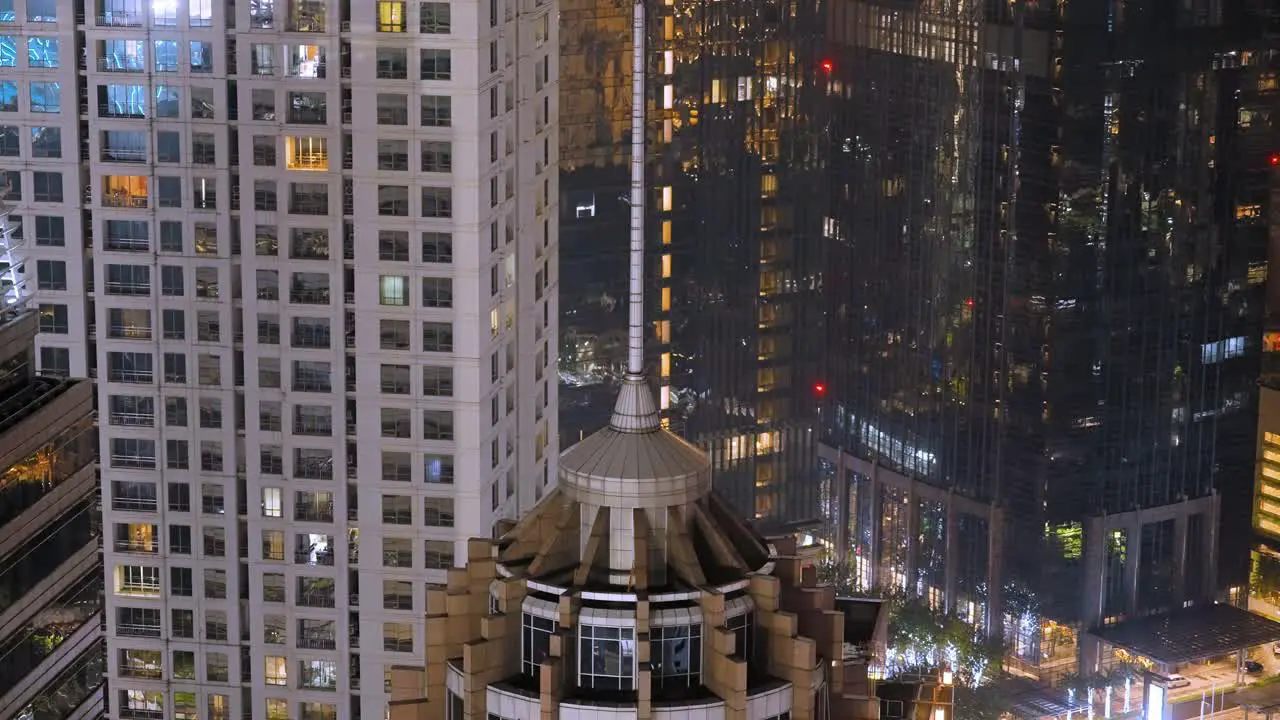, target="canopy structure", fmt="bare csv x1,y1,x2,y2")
1088,603,1280,665
1001,678,1092,720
